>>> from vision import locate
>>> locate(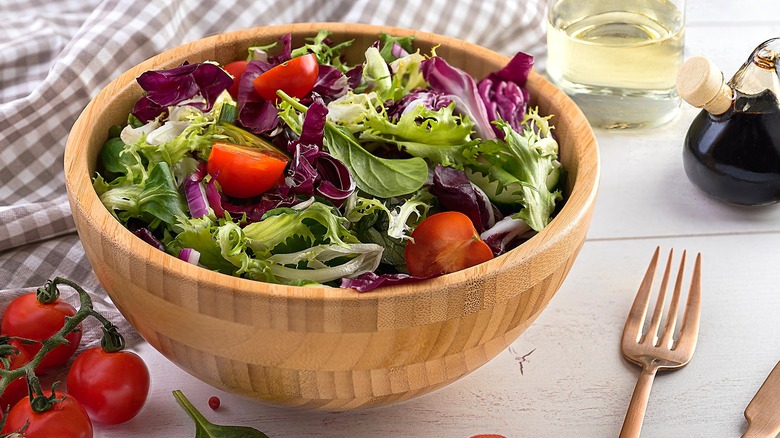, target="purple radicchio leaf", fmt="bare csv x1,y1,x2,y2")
429,164,499,232
236,60,279,134
285,98,356,205
340,272,427,292
480,216,533,256
421,56,496,140
204,177,225,218
268,34,292,65
477,52,533,137
285,143,319,196
134,228,165,252
345,64,364,90
132,63,233,122
299,97,327,148
385,89,454,121
132,97,166,123
312,65,349,100
219,186,299,224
